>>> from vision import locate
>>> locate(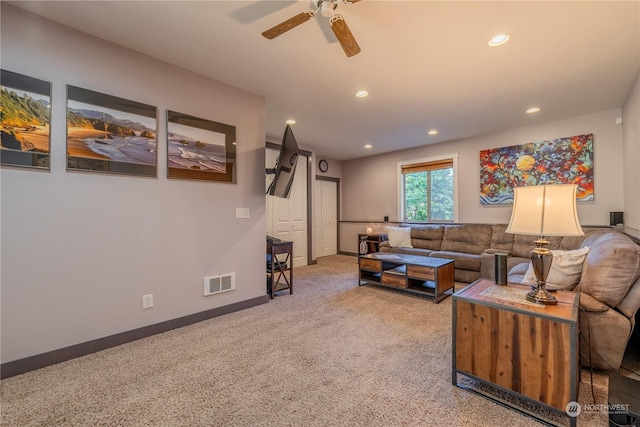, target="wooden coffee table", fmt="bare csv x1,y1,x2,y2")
358,252,455,303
